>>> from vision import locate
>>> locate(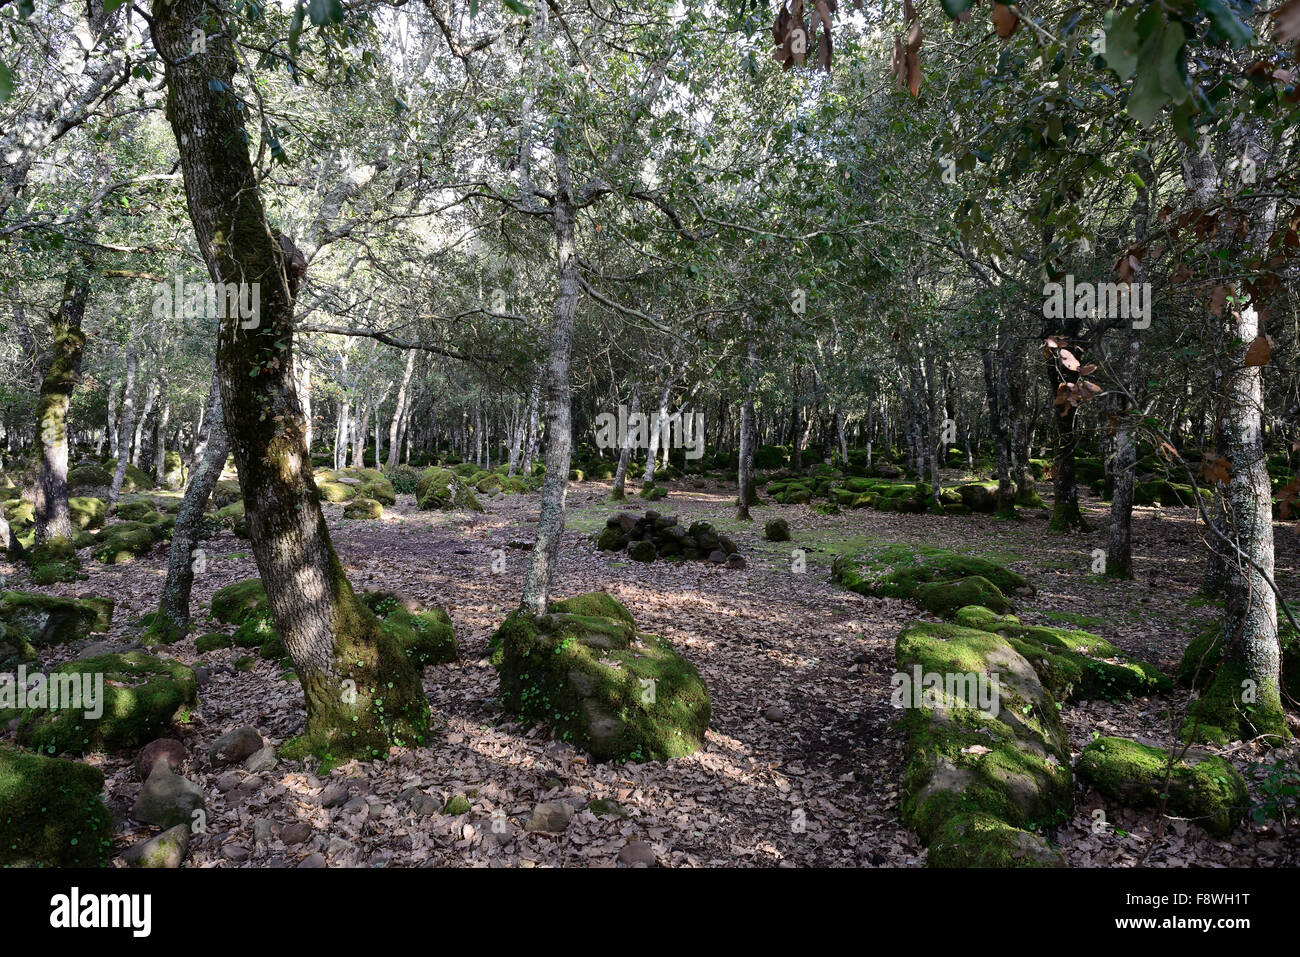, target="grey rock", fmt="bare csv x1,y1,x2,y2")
132,765,205,829
297,852,326,868
136,738,185,780
209,727,263,767
119,824,190,868
318,783,349,808
617,840,657,867
244,746,277,774
253,820,274,845
525,801,575,833
280,821,312,845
